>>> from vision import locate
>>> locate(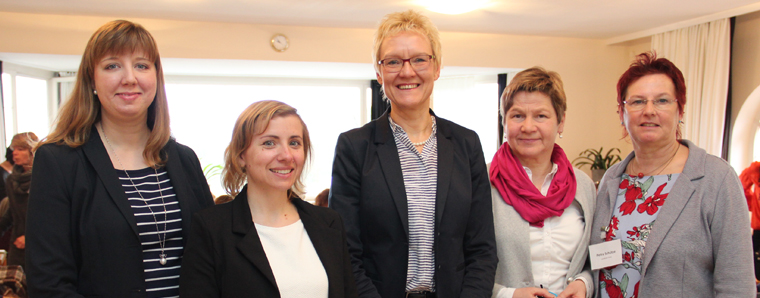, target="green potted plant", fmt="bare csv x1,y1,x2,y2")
572,147,622,184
